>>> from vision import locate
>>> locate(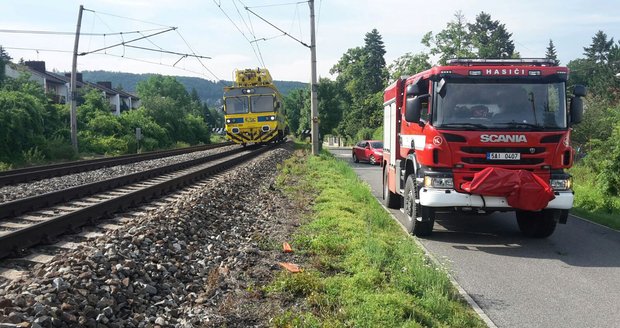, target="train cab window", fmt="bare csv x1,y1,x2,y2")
225,97,249,114
251,95,276,113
